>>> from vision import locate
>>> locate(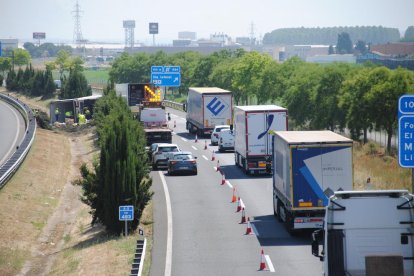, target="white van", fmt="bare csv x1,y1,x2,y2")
218,129,235,152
